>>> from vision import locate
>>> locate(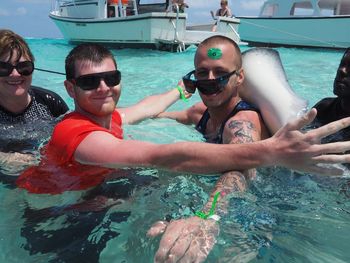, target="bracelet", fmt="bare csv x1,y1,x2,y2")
195,191,221,220
208,214,221,221
176,85,188,102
